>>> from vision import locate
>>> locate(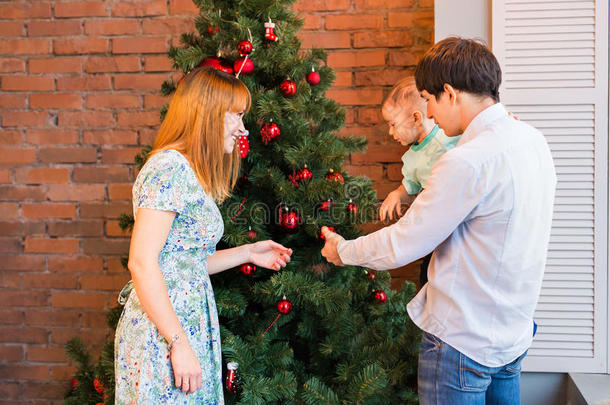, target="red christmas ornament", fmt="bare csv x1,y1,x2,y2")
260,122,280,144
237,40,253,56
366,270,376,280
279,79,297,97
373,289,387,303
199,57,234,75
326,169,344,184
347,200,358,214
319,226,335,240
264,19,278,42
207,25,220,36
71,378,79,390
225,362,239,394
237,133,249,158
93,378,104,394
277,296,292,314
289,166,313,186
279,209,301,232
239,263,256,276
247,228,257,239
306,67,321,86
320,199,332,211
234,57,254,75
